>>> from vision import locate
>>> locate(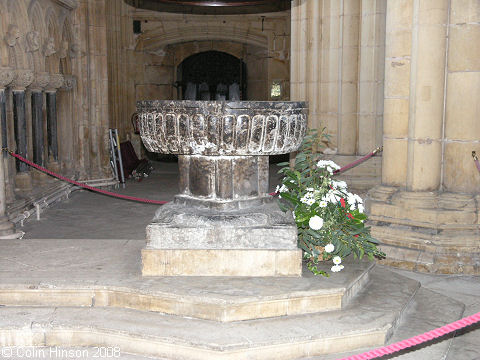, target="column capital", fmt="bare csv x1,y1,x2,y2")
0,67,15,90
60,74,76,91
28,72,50,92
45,73,64,93
11,69,34,91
